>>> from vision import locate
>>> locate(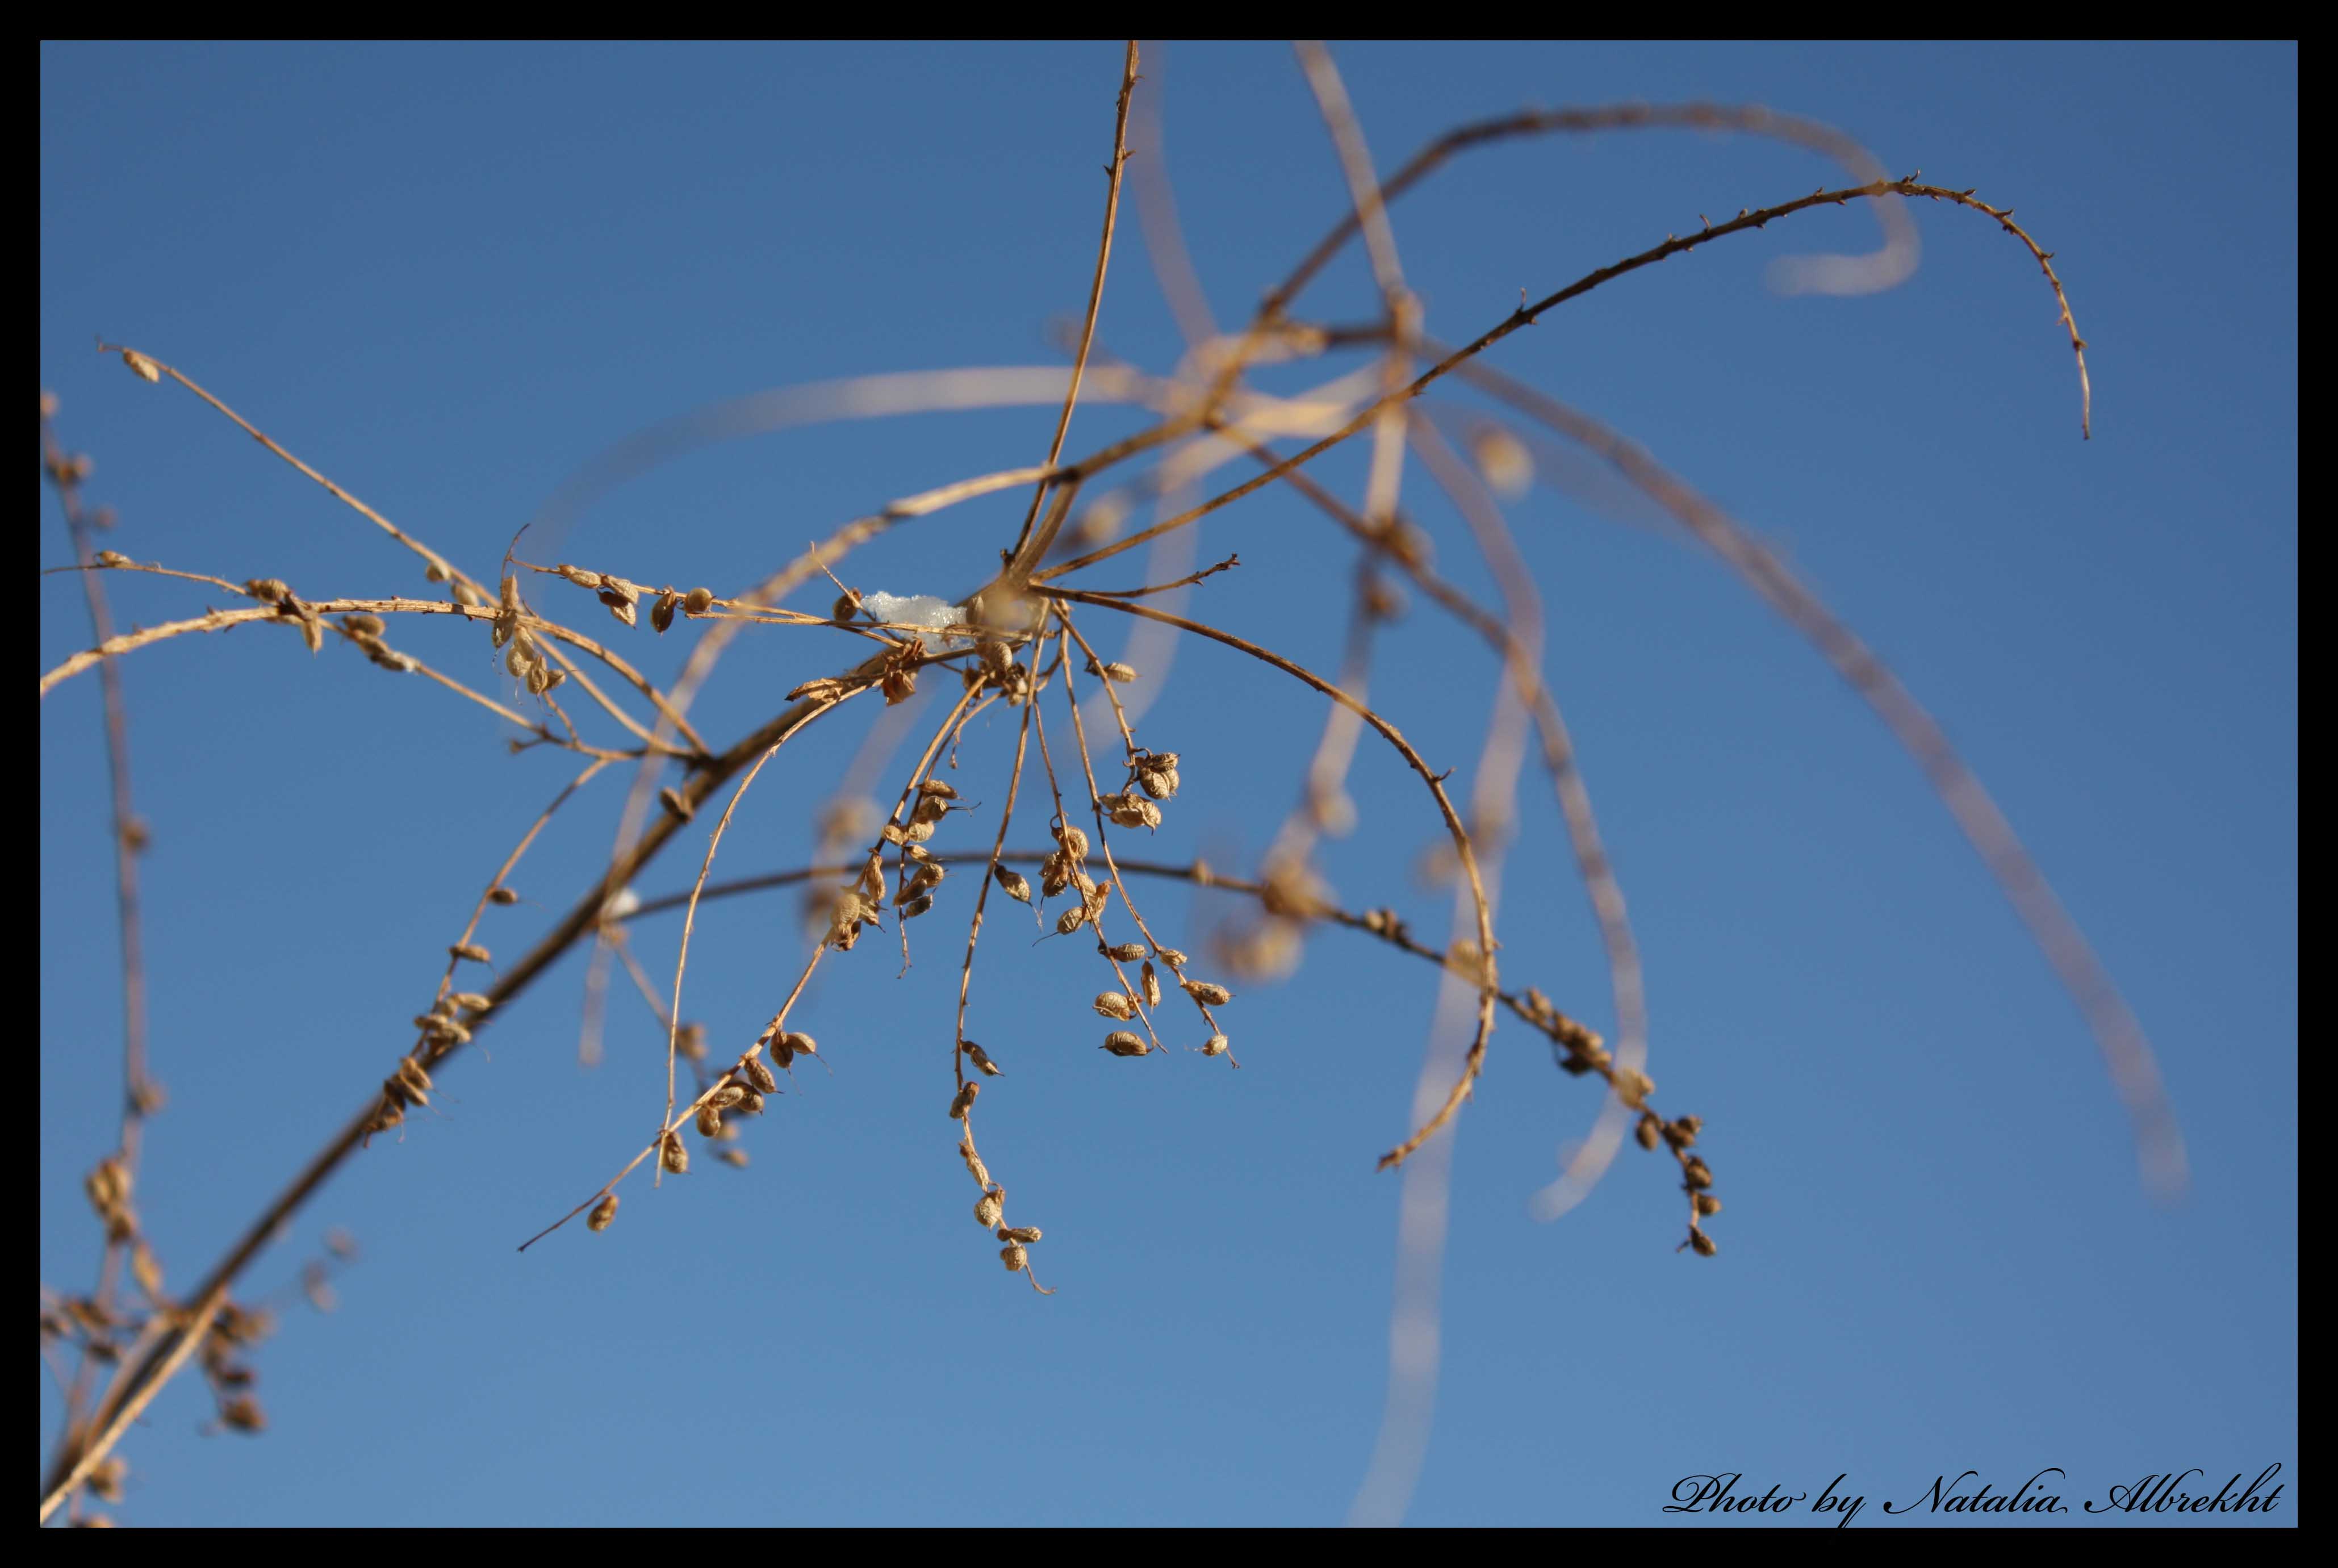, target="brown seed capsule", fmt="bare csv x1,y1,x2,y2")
244,577,291,604
220,1395,267,1433
1181,980,1232,1007
1100,1031,1149,1057
1201,1033,1230,1056
1000,1243,1029,1272
960,1140,991,1188
1139,962,1162,1007
1153,946,1189,968
1098,662,1137,683
341,612,387,637
1093,992,1135,1020
974,1192,1005,1229
1671,1114,1703,1144
1056,905,1090,936
998,1226,1043,1244
95,549,132,568
676,1021,708,1060
901,893,934,920
1688,1228,1718,1257
122,348,161,383
450,943,491,964
902,817,937,843
695,1103,725,1138
1635,1113,1663,1152
1105,942,1147,963
396,1055,434,1098
832,590,862,621
706,1084,746,1110
717,1148,750,1168
948,1082,979,1119
1682,1156,1713,1191
919,779,959,800
882,664,917,704
733,1089,766,1116
651,591,680,633
963,1041,1003,1076
488,886,520,905
1693,1193,1723,1217
744,1055,779,1094
1054,822,1089,859
659,786,694,822
449,992,492,1013
683,587,714,615
994,865,1032,903
556,564,603,590
1613,1068,1655,1110
782,1031,818,1060
597,586,638,626
587,1194,620,1232
659,1130,689,1174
